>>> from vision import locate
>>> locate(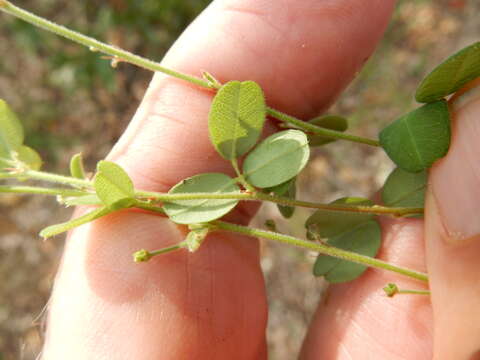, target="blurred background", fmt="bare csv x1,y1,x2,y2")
0,0,475,358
